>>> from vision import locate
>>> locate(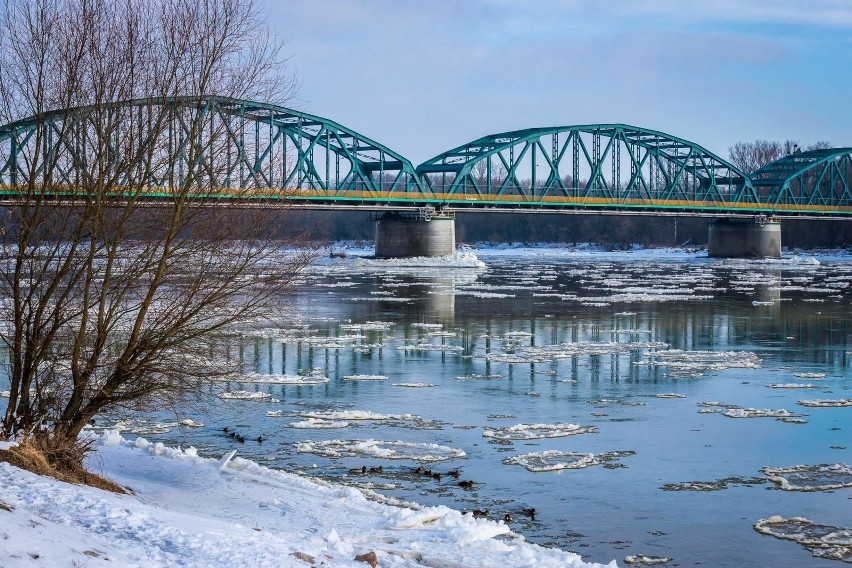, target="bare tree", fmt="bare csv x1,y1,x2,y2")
728,139,834,174
0,0,310,451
